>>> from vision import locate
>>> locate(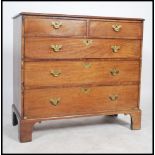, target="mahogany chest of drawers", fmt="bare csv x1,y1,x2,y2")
12,12,144,142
